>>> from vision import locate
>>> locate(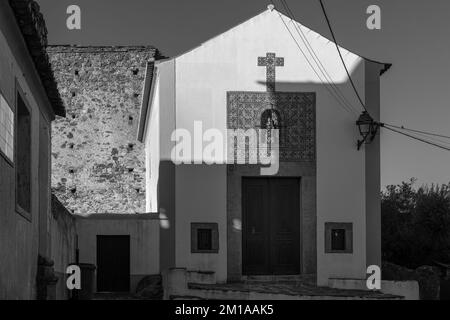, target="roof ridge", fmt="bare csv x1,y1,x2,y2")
47,44,158,48
168,6,390,75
